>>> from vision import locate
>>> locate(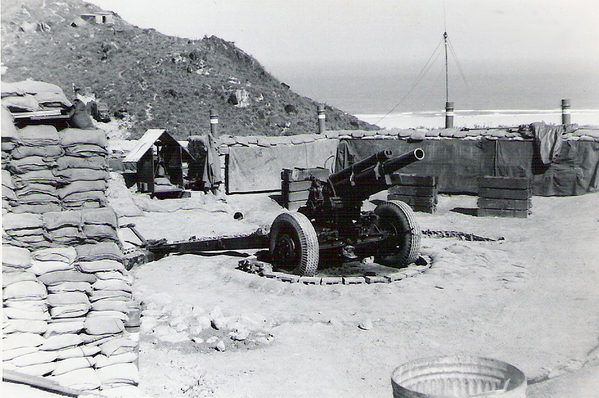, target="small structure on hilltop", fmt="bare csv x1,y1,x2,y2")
80,12,114,25
122,129,194,199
